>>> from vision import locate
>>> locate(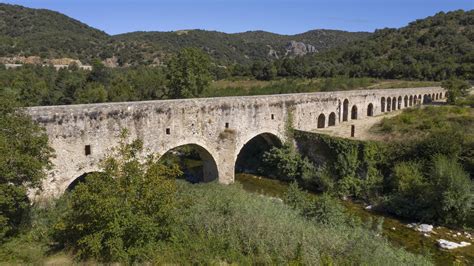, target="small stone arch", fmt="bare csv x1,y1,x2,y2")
328,112,336,126
404,95,408,107
342,99,349,122
367,103,374,116
432,93,435,101
160,143,219,183
436,93,439,100
418,95,422,104
409,95,413,106
423,94,429,104
317,113,326,128
351,105,358,120
392,97,397,111
397,96,402,109
381,97,386,112
387,97,392,111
